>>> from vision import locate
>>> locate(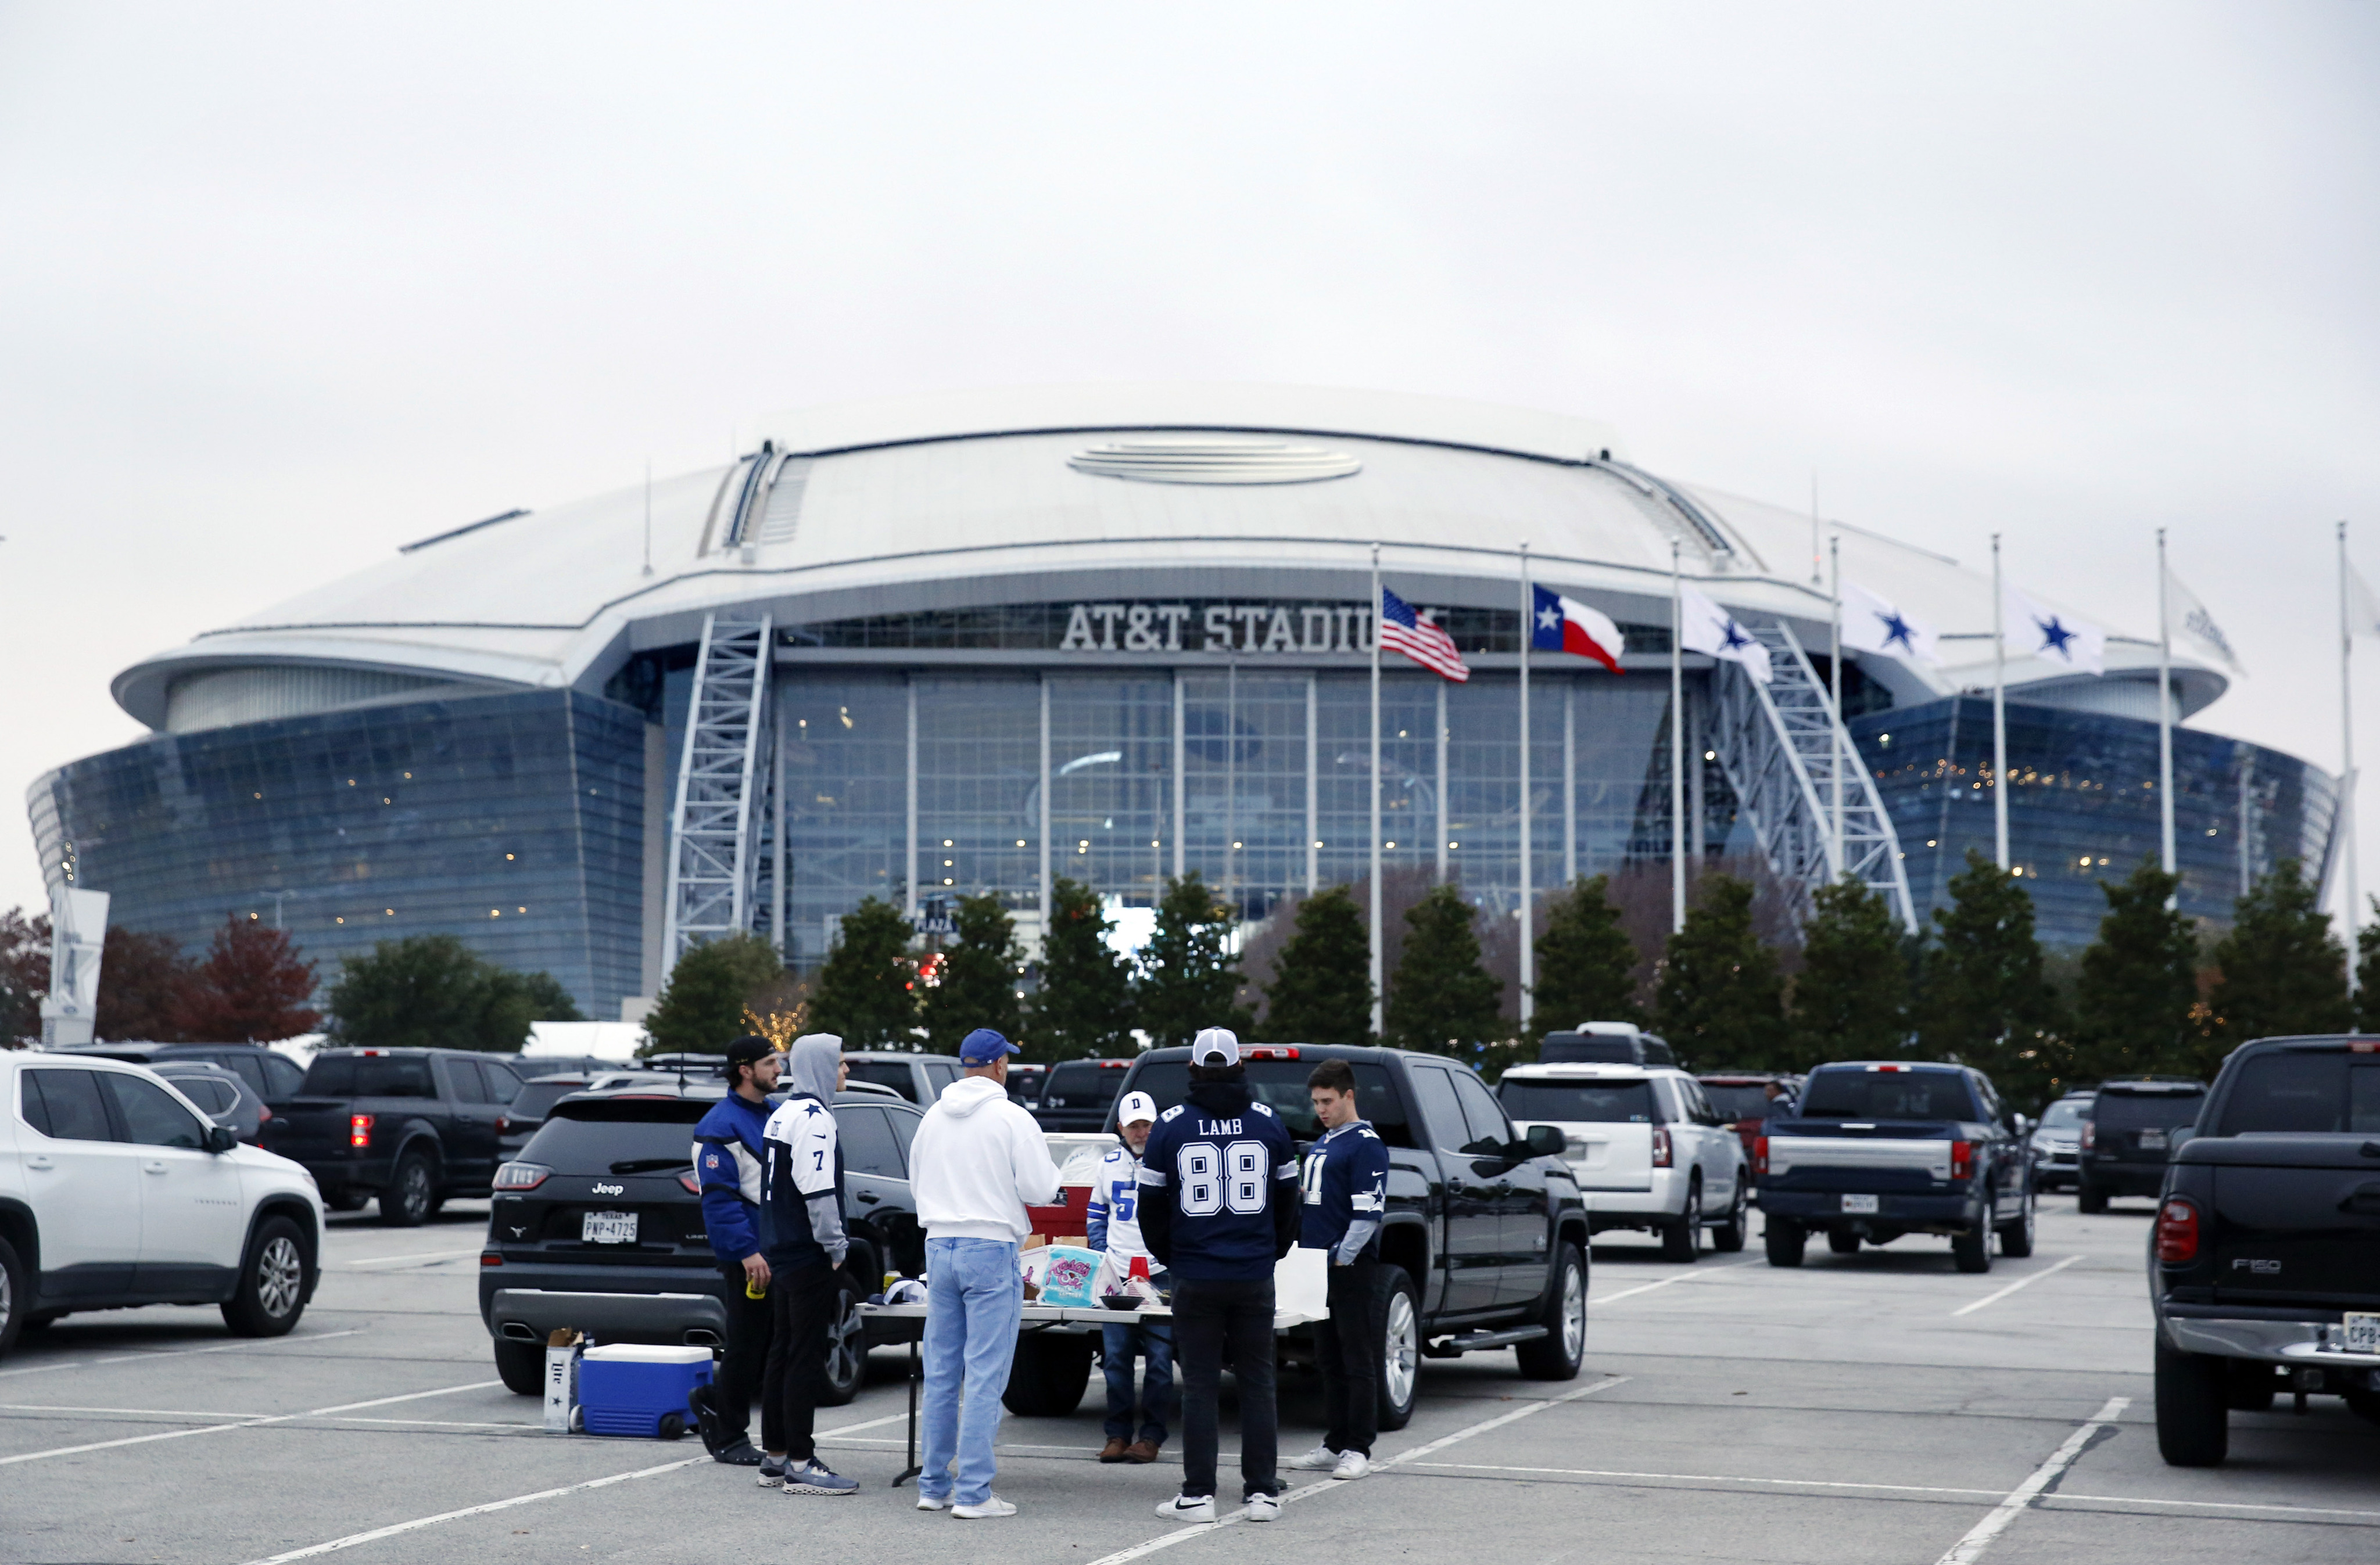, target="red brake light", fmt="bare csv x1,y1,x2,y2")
2157,1197,2200,1262
2081,1121,2095,1151
1651,1126,1673,1168
1243,1047,1301,1060
678,1171,702,1194
350,1114,374,1148
257,1104,274,1123
1754,1135,1769,1176
1949,1140,1973,1180
2352,1041,2377,1054
481,1251,503,1267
